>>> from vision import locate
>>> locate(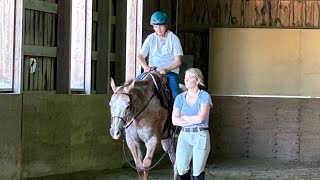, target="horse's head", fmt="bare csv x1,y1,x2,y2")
109,78,134,140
